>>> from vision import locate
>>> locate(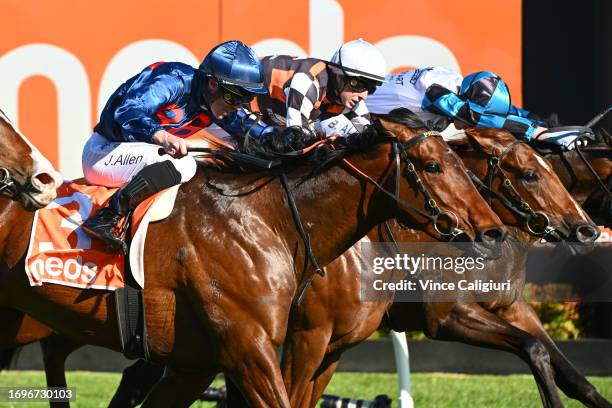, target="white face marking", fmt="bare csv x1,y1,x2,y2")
572,197,590,224
534,155,553,174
